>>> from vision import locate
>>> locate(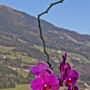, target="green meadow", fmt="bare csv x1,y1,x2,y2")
0,84,85,90
0,84,31,90
0,84,65,90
